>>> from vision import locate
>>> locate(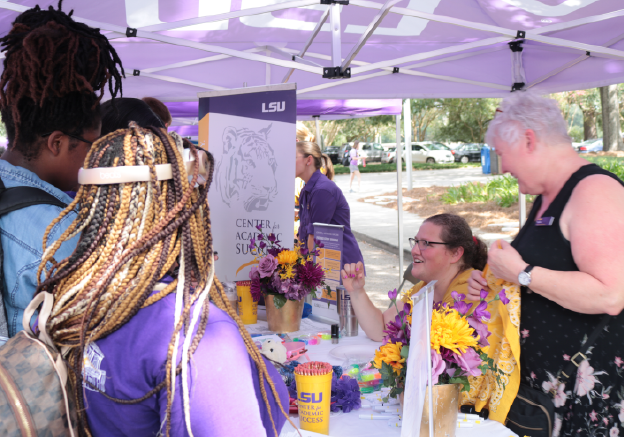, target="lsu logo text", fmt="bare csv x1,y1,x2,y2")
100,172,121,179
262,102,285,113
300,392,323,403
